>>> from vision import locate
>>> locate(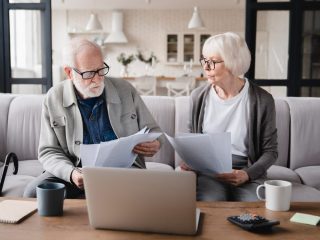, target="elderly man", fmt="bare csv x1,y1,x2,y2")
23,38,163,198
